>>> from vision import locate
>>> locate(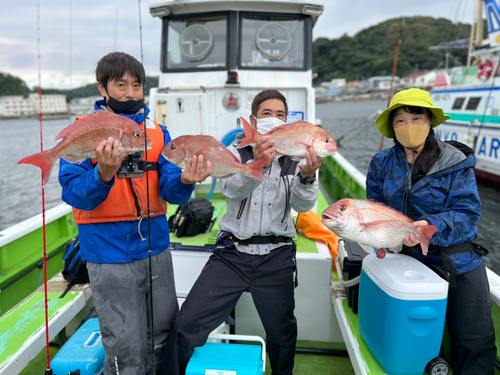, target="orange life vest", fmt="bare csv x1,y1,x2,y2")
72,117,168,224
